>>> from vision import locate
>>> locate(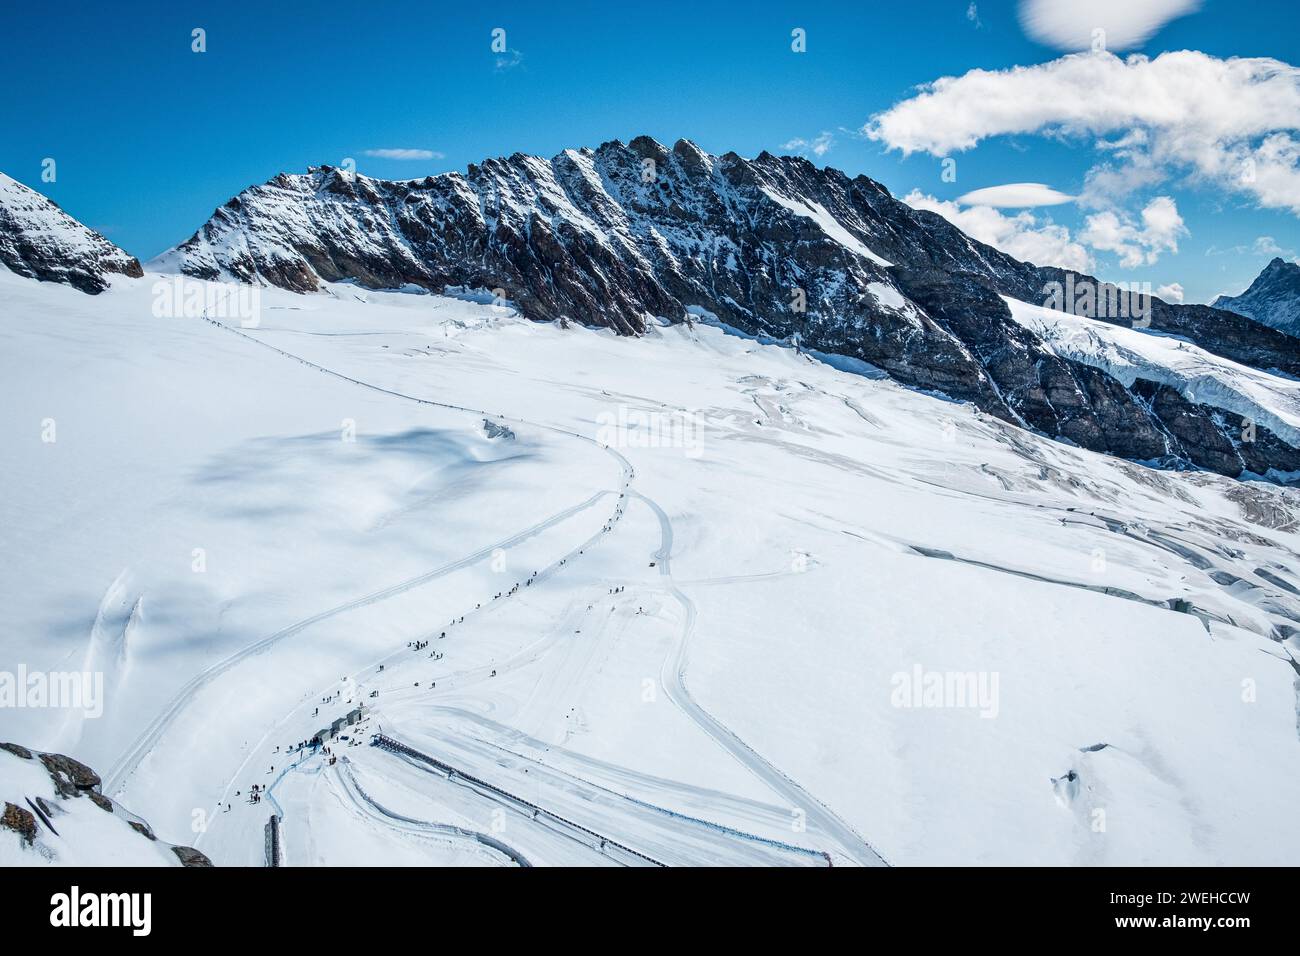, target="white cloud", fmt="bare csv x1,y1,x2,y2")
1206,236,1297,259
363,148,443,161
1018,0,1201,51
1253,236,1288,256
967,2,982,27
782,132,834,157
1157,282,1185,303
1079,195,1186,267
956,182,1076,208
906,189,1183,271
1079,158,1165,208
904,190,1093,272
865,50,1300,215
